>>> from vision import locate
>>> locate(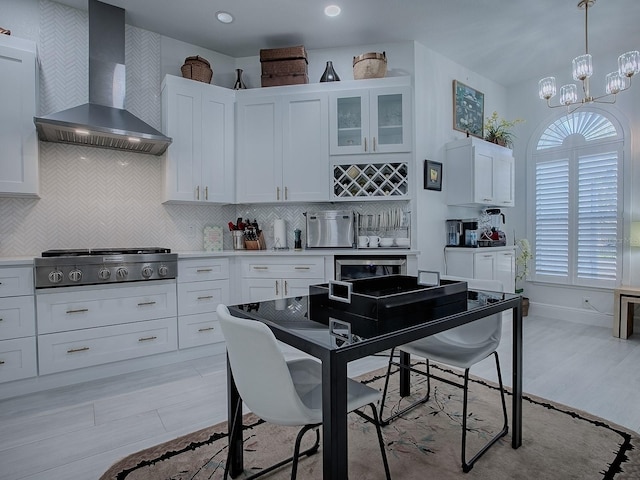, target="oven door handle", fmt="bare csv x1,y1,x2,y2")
328,280,353,304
